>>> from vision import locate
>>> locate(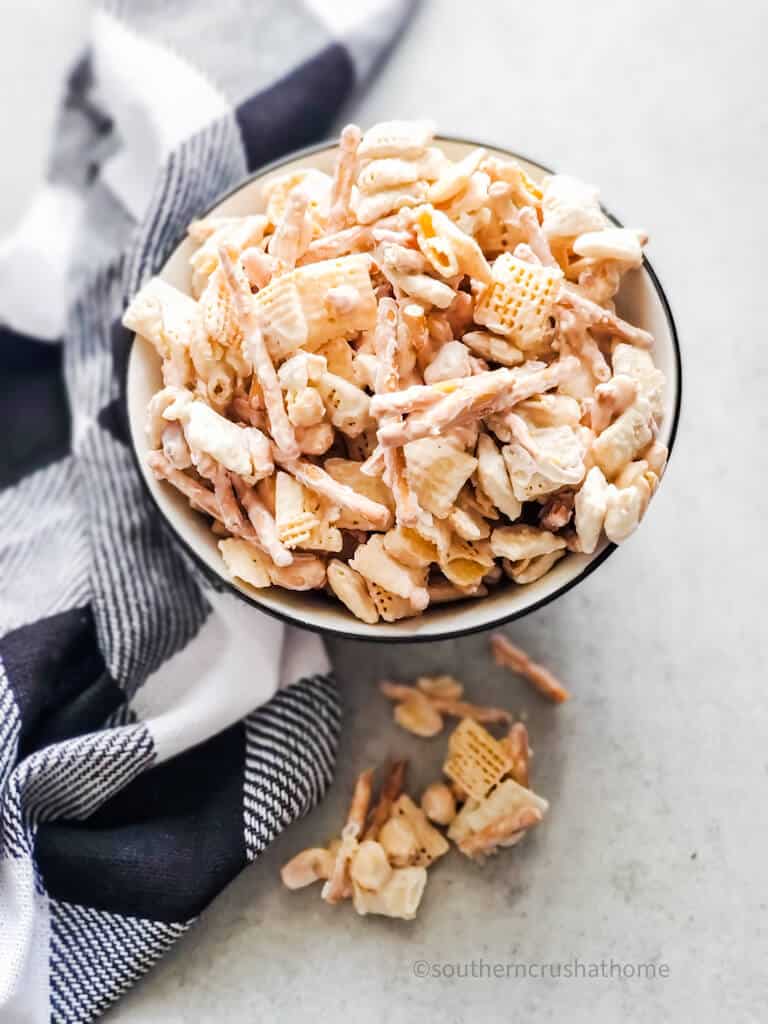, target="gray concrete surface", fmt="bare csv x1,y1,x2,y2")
3,1,766,1021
